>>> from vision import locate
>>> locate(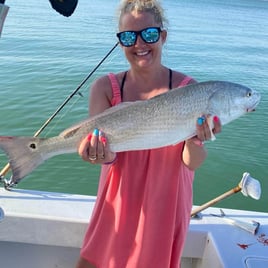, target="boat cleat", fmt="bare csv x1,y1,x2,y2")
211,209,260,235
